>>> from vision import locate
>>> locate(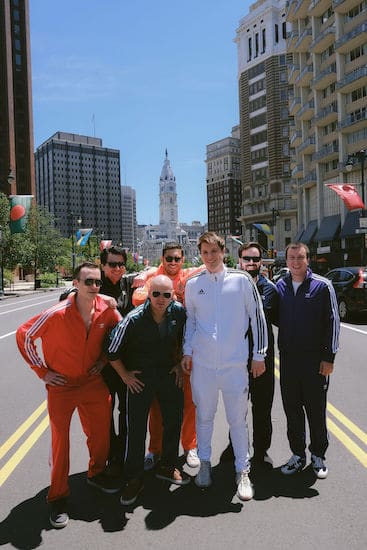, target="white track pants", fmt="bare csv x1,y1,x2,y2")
191,364,250,473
